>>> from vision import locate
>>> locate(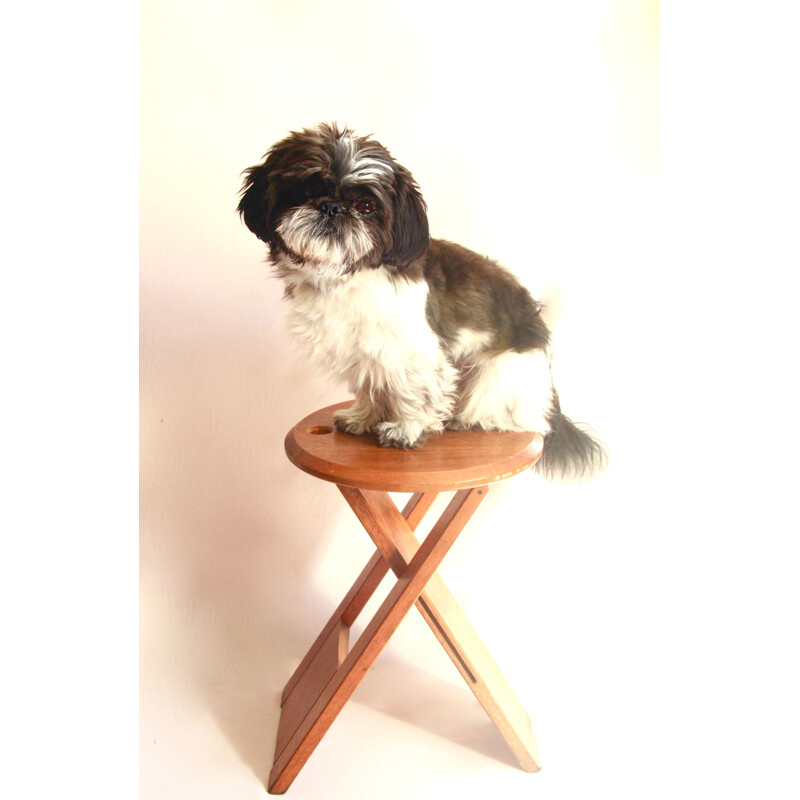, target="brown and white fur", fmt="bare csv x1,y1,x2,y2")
238,123,606,481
